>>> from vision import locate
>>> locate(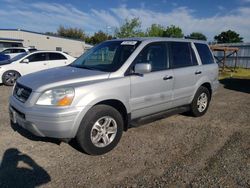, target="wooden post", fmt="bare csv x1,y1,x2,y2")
234,50,238,72
223,50,226,72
